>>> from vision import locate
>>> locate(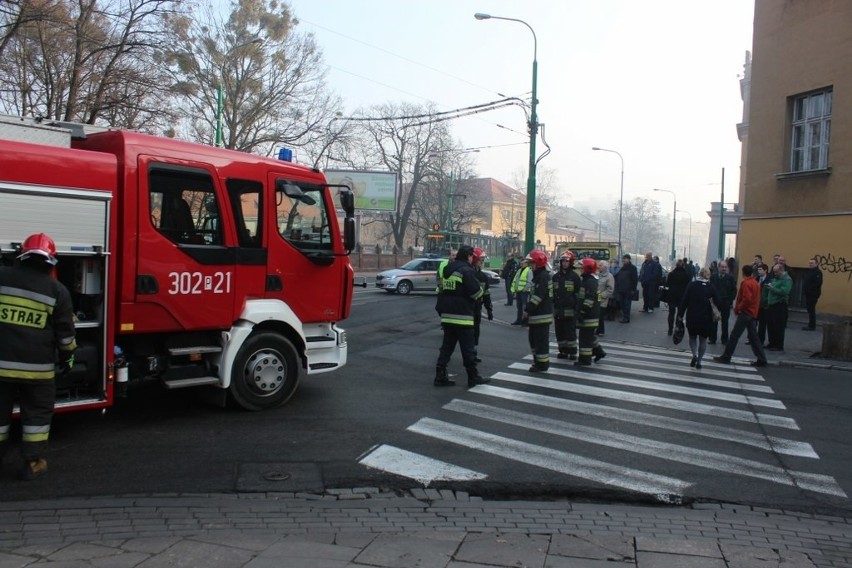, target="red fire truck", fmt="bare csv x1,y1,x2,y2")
0,116,356,411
